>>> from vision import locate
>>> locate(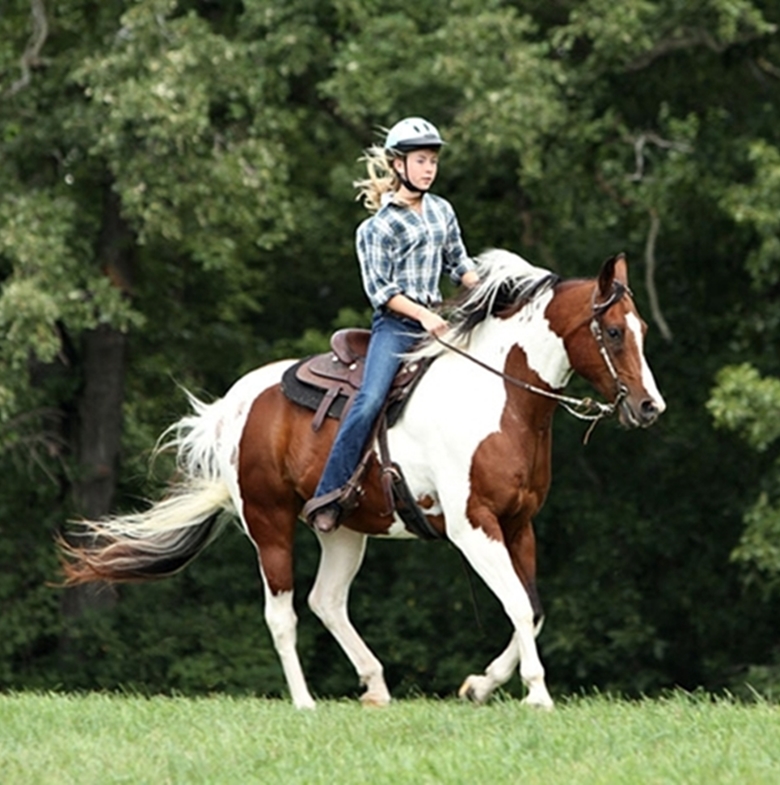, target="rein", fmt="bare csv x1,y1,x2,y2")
432,282,631,443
